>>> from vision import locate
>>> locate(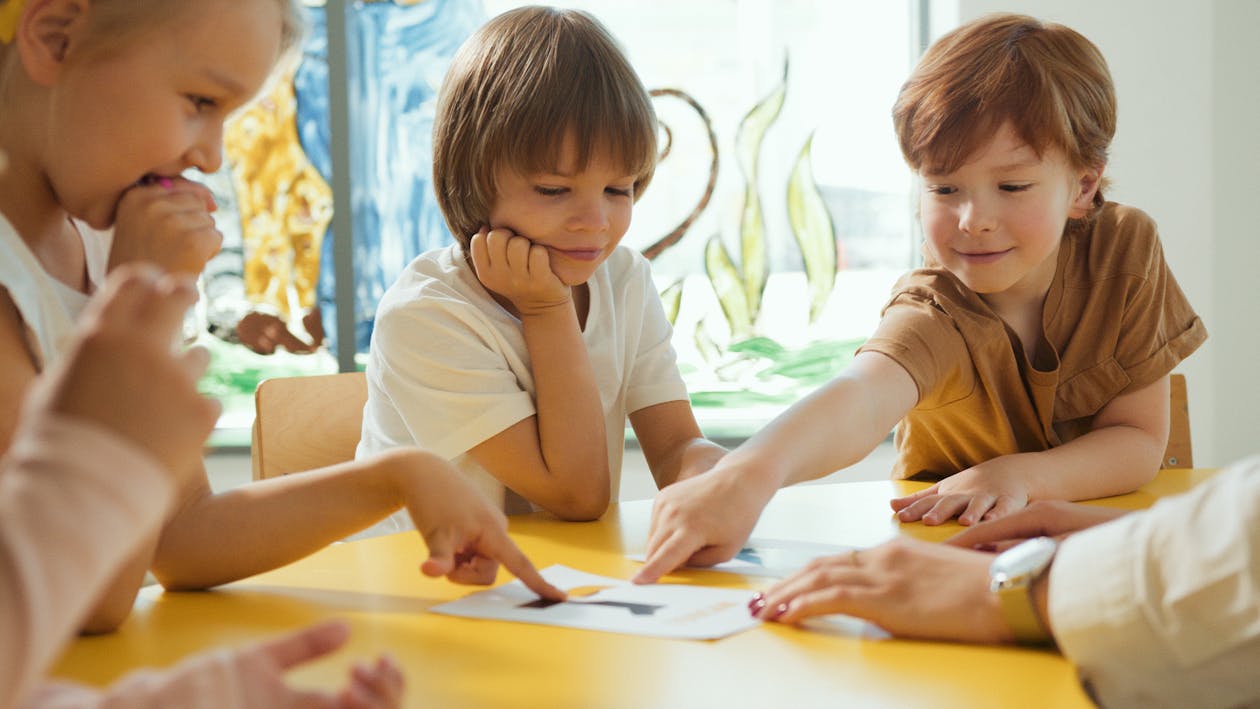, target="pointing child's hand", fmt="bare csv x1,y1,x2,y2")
890,462,1032,526
110,176,223,276
633,467,770,584
389,450,565,601
469,227,570,316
